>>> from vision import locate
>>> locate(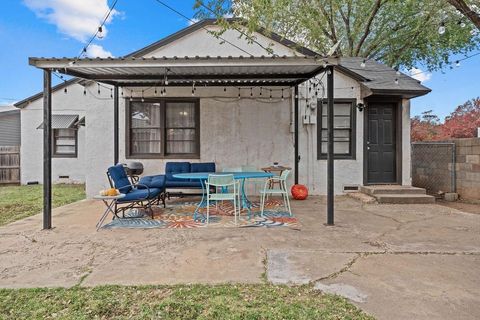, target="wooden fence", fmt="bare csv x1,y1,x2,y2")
0,146,20,184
